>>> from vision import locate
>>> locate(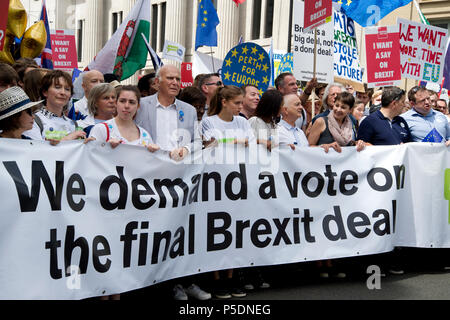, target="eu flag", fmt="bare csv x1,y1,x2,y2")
195,0,220,51
333,0,412,27
37,0,53,69
422,128,444,143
